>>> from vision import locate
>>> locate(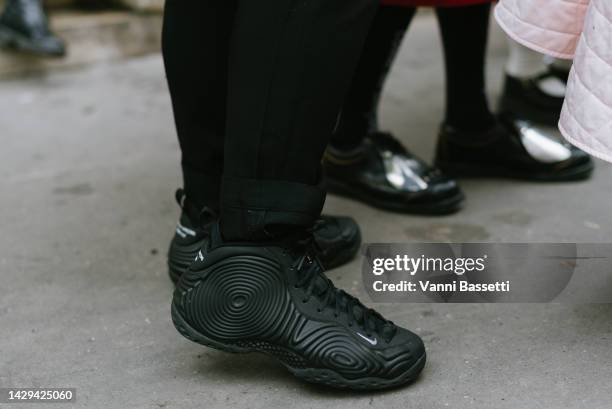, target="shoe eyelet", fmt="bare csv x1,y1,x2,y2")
302,299,308,303
316,308,321,313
